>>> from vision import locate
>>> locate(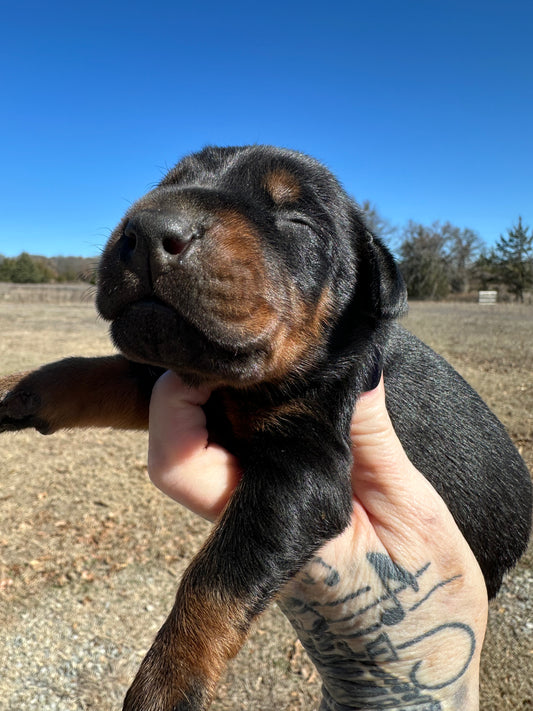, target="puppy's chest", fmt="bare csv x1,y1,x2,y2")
207,389,314,444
